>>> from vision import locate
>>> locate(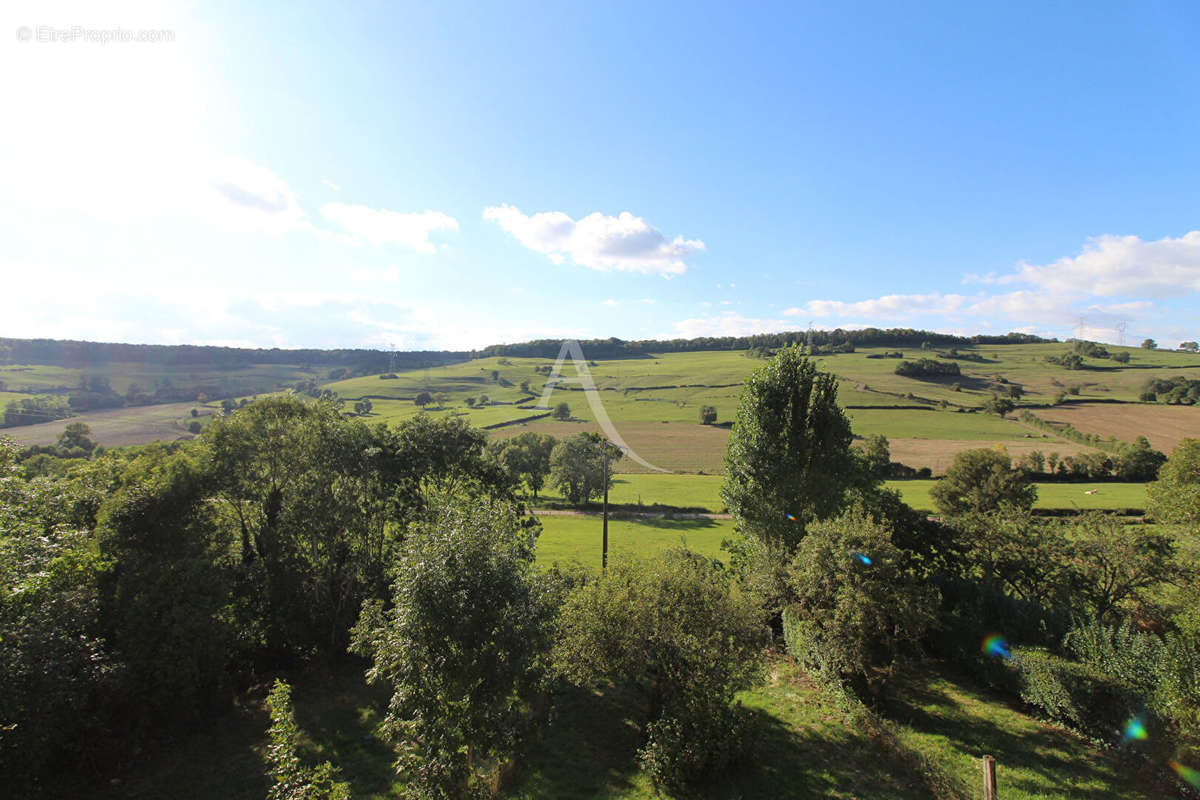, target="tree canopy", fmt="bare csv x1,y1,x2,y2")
721,345,865,550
